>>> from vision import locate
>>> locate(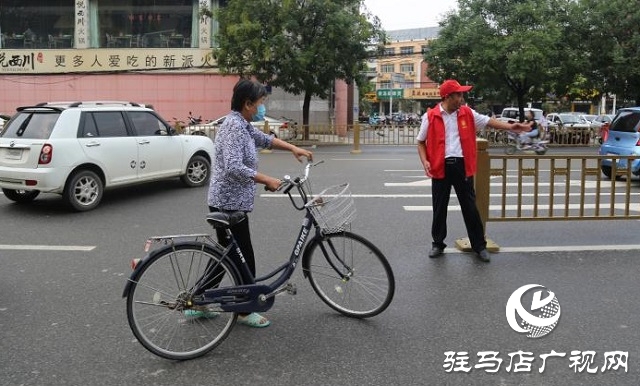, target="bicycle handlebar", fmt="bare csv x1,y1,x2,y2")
282,158,323,187
271,158,324,209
